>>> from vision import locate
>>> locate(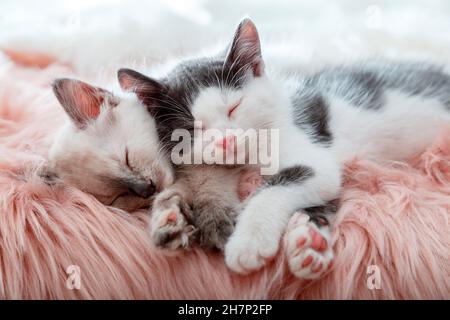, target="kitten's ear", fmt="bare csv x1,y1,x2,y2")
52,78,118,129
118,68,164,112
225,18,264,77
